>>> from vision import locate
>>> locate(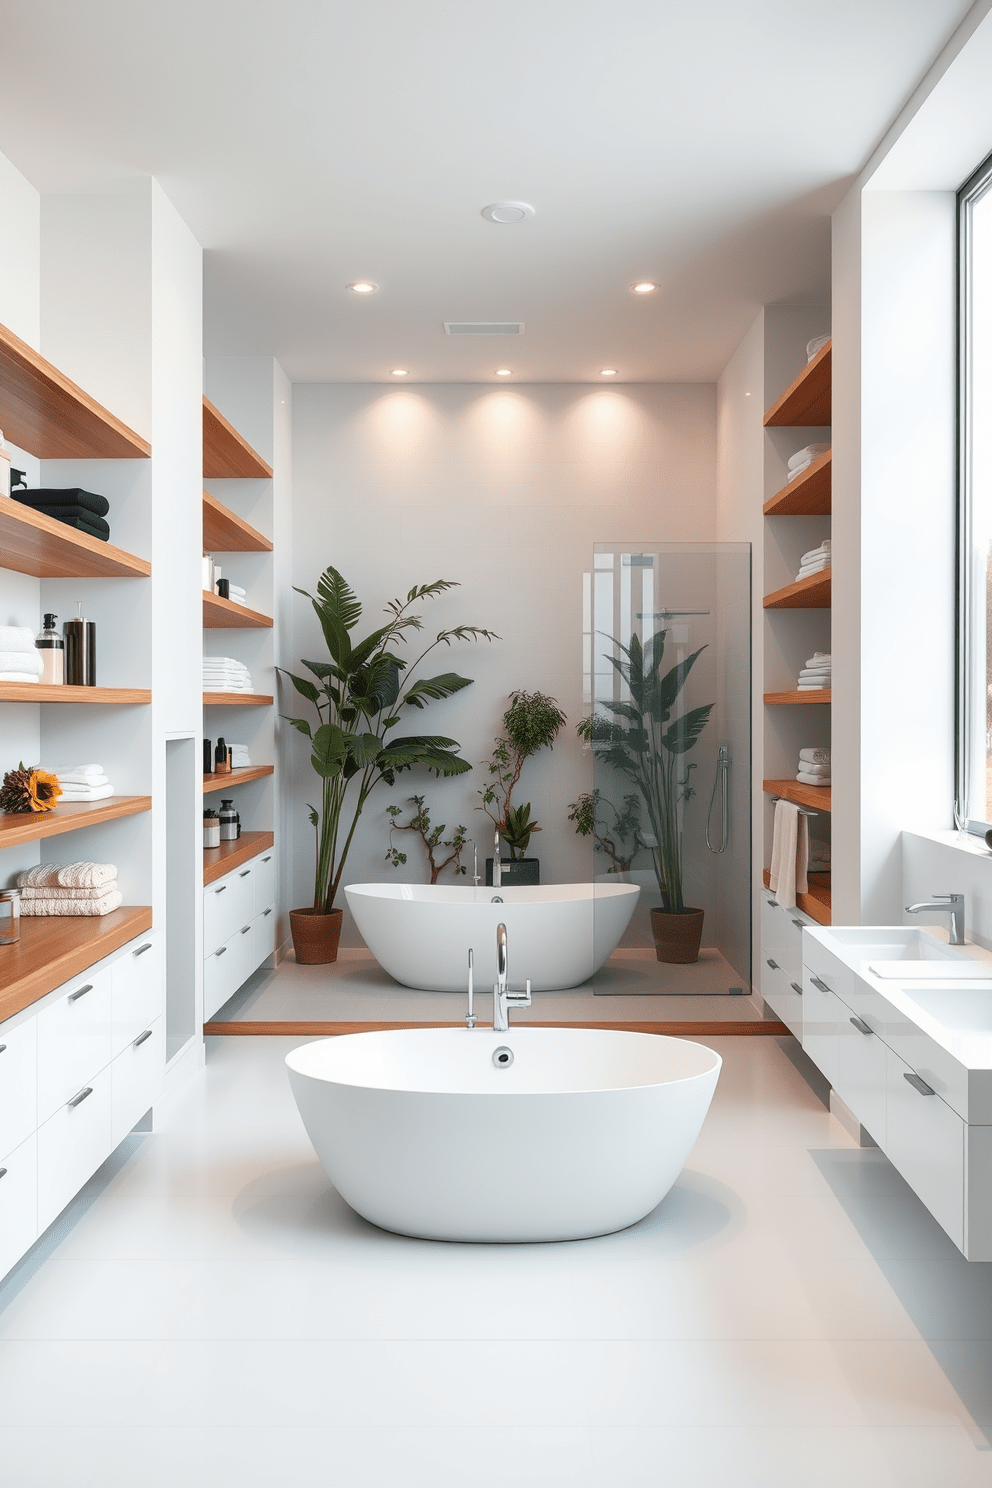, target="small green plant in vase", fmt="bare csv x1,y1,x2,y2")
478,690,566,884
